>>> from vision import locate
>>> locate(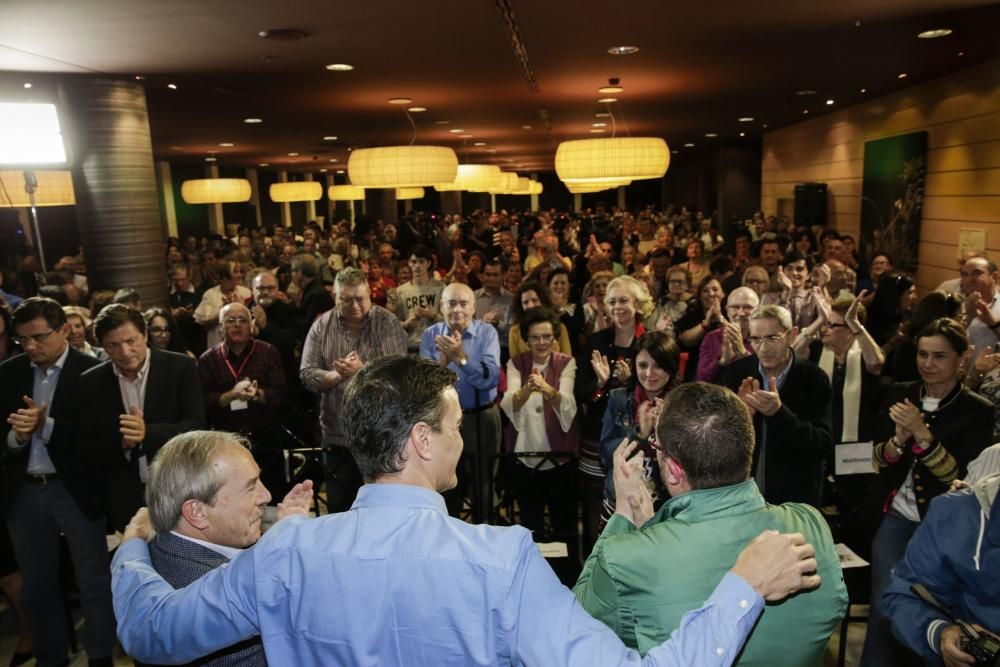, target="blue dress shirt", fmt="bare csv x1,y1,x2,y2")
5,343,69,474
420,319,500,409
113,484,764,666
